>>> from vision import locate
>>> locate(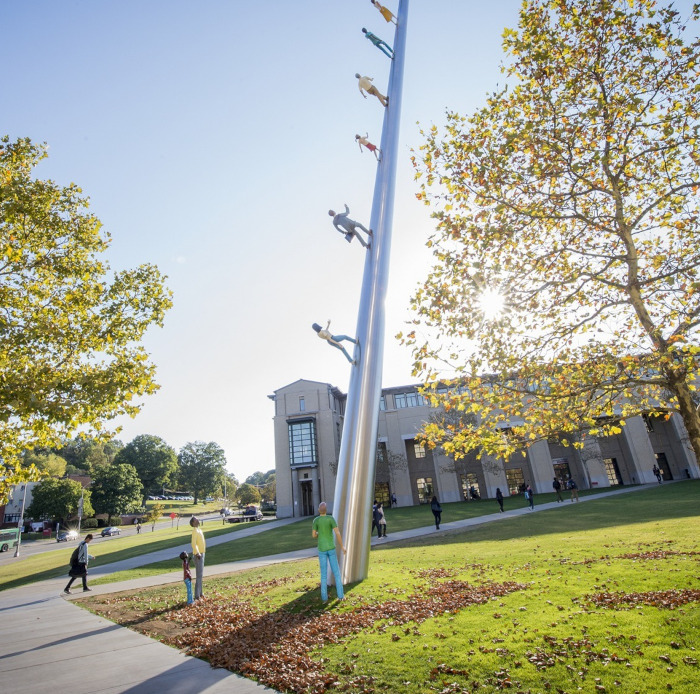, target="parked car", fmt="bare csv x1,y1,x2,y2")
101,526,121,537
57,529,79,543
